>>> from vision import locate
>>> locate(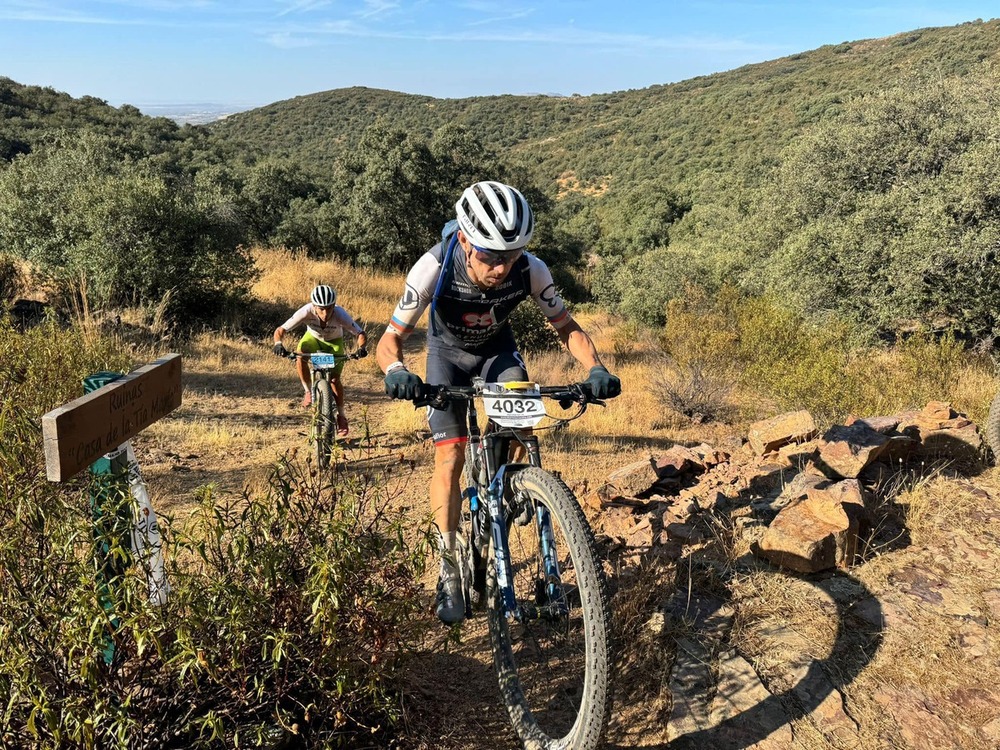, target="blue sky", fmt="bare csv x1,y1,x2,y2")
1,1,997,110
